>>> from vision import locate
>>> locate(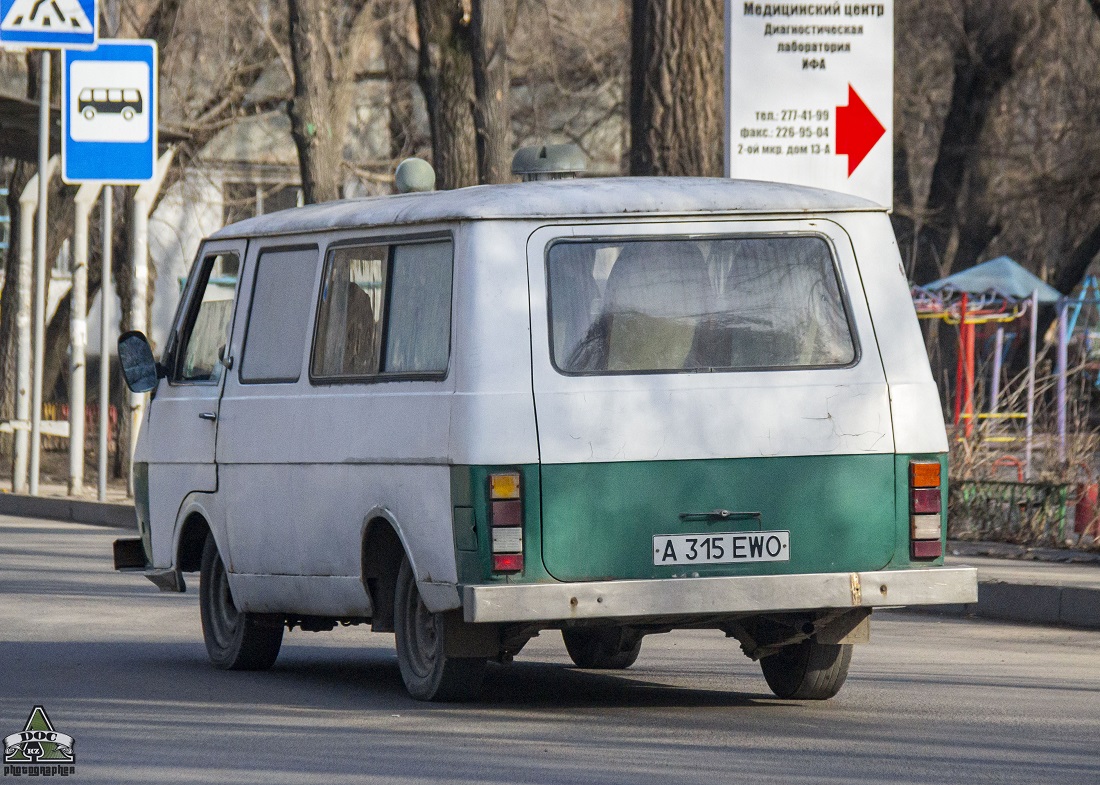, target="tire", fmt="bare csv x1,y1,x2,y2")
122,107,135,120
394,556,486,701
82,107,95,120
562,627,642,670
759,640,852,700
199,535,283,670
